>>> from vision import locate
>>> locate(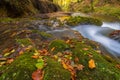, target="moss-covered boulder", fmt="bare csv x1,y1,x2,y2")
48,40,120,79
44,57,71,80
65,16,102,26
49,40,70,54
72,41,120,80
0,52,37,80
